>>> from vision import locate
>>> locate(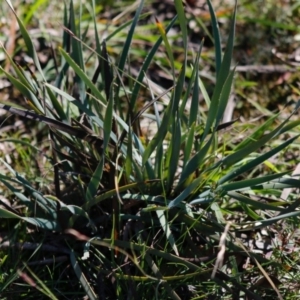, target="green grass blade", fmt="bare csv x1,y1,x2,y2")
239,210,300,230
0,68,44,112
116,0,144,92
166,113,181,191
69,0,86,105
228,192,285,212
142,104,171,165
85,159,104,205
188,45,202,126
22,264,58,300
0,208,60,231
0,159,56,212
183,123,195,166
89,238,201,272
211,202,225,223
202,2,236,139
215,69,235,126
256,178,300,190
218,134,300,185
178,135,214,186
154,143,164,179
0,46,36,93
172,65,186,114
199,76,211,107
23,0,48,25
59,48,106,105
144,254,180,299
105,12,151,42
60,204,96,231
100,40,113,102
218,1,237,82
5,0,46,81
155,18,175,78
176,213,222,234
234,114,279,151
130,16,177,109
156,209,179,256
206,0,222,75
15,176,56,211
278,119,300,135
143,67,185,165
69,251,97,300
239,202,262,220
103,79,114,151
54,3,70,89
45,86,68,122
125,126,133,180
169,176,203,208
218,172,290,192
174,0,187,61
0,177,35,212
0,138,44,153
87,0,103,101
221,117,298,169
